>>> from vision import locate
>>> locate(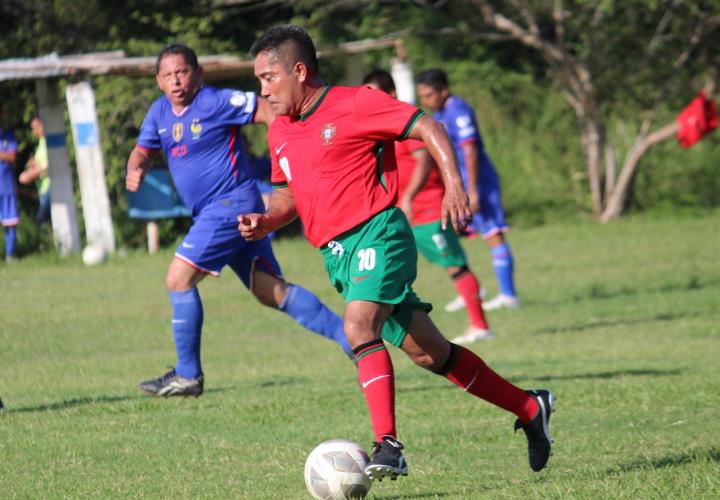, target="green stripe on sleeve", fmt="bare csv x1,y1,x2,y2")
399,110,426,140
